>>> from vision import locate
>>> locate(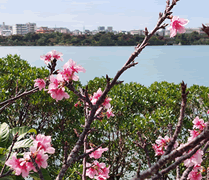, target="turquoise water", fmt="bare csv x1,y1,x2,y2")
0,45,209,87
